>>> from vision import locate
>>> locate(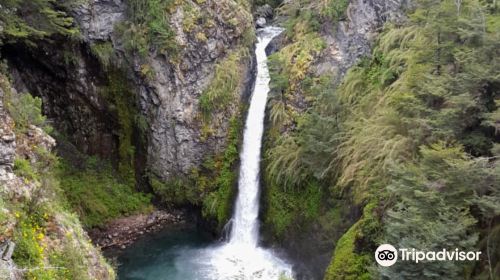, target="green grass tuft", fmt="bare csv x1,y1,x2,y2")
57,157,152,228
